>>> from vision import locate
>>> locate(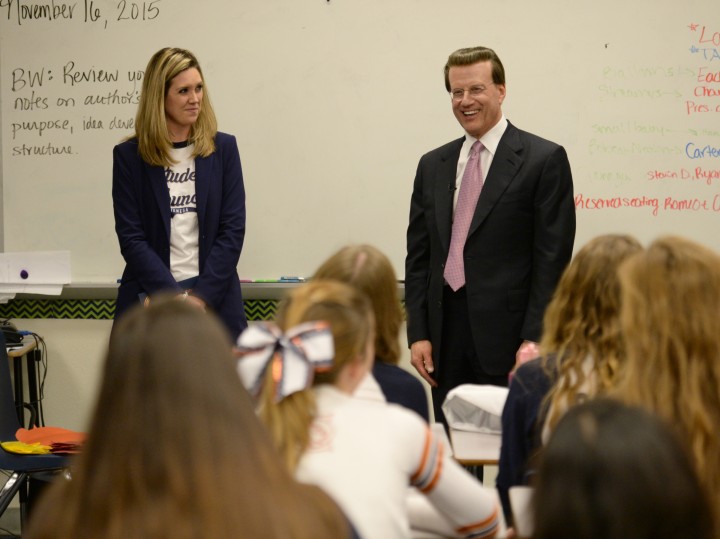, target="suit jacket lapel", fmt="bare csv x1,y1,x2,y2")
468,123,523,236
436,137,464,253
195,153,211,226
148,162,172,241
